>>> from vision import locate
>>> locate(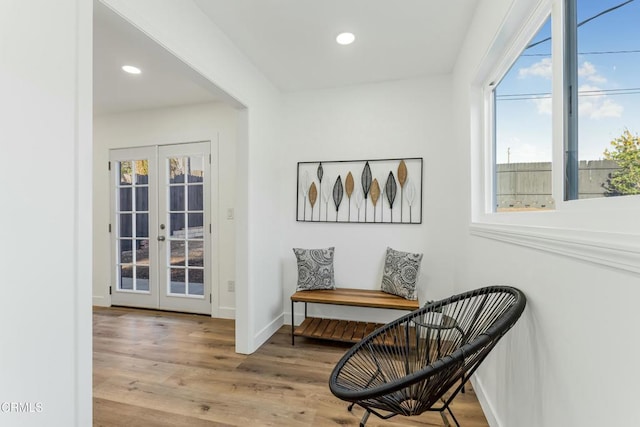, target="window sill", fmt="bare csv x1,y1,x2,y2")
469,222,640,275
